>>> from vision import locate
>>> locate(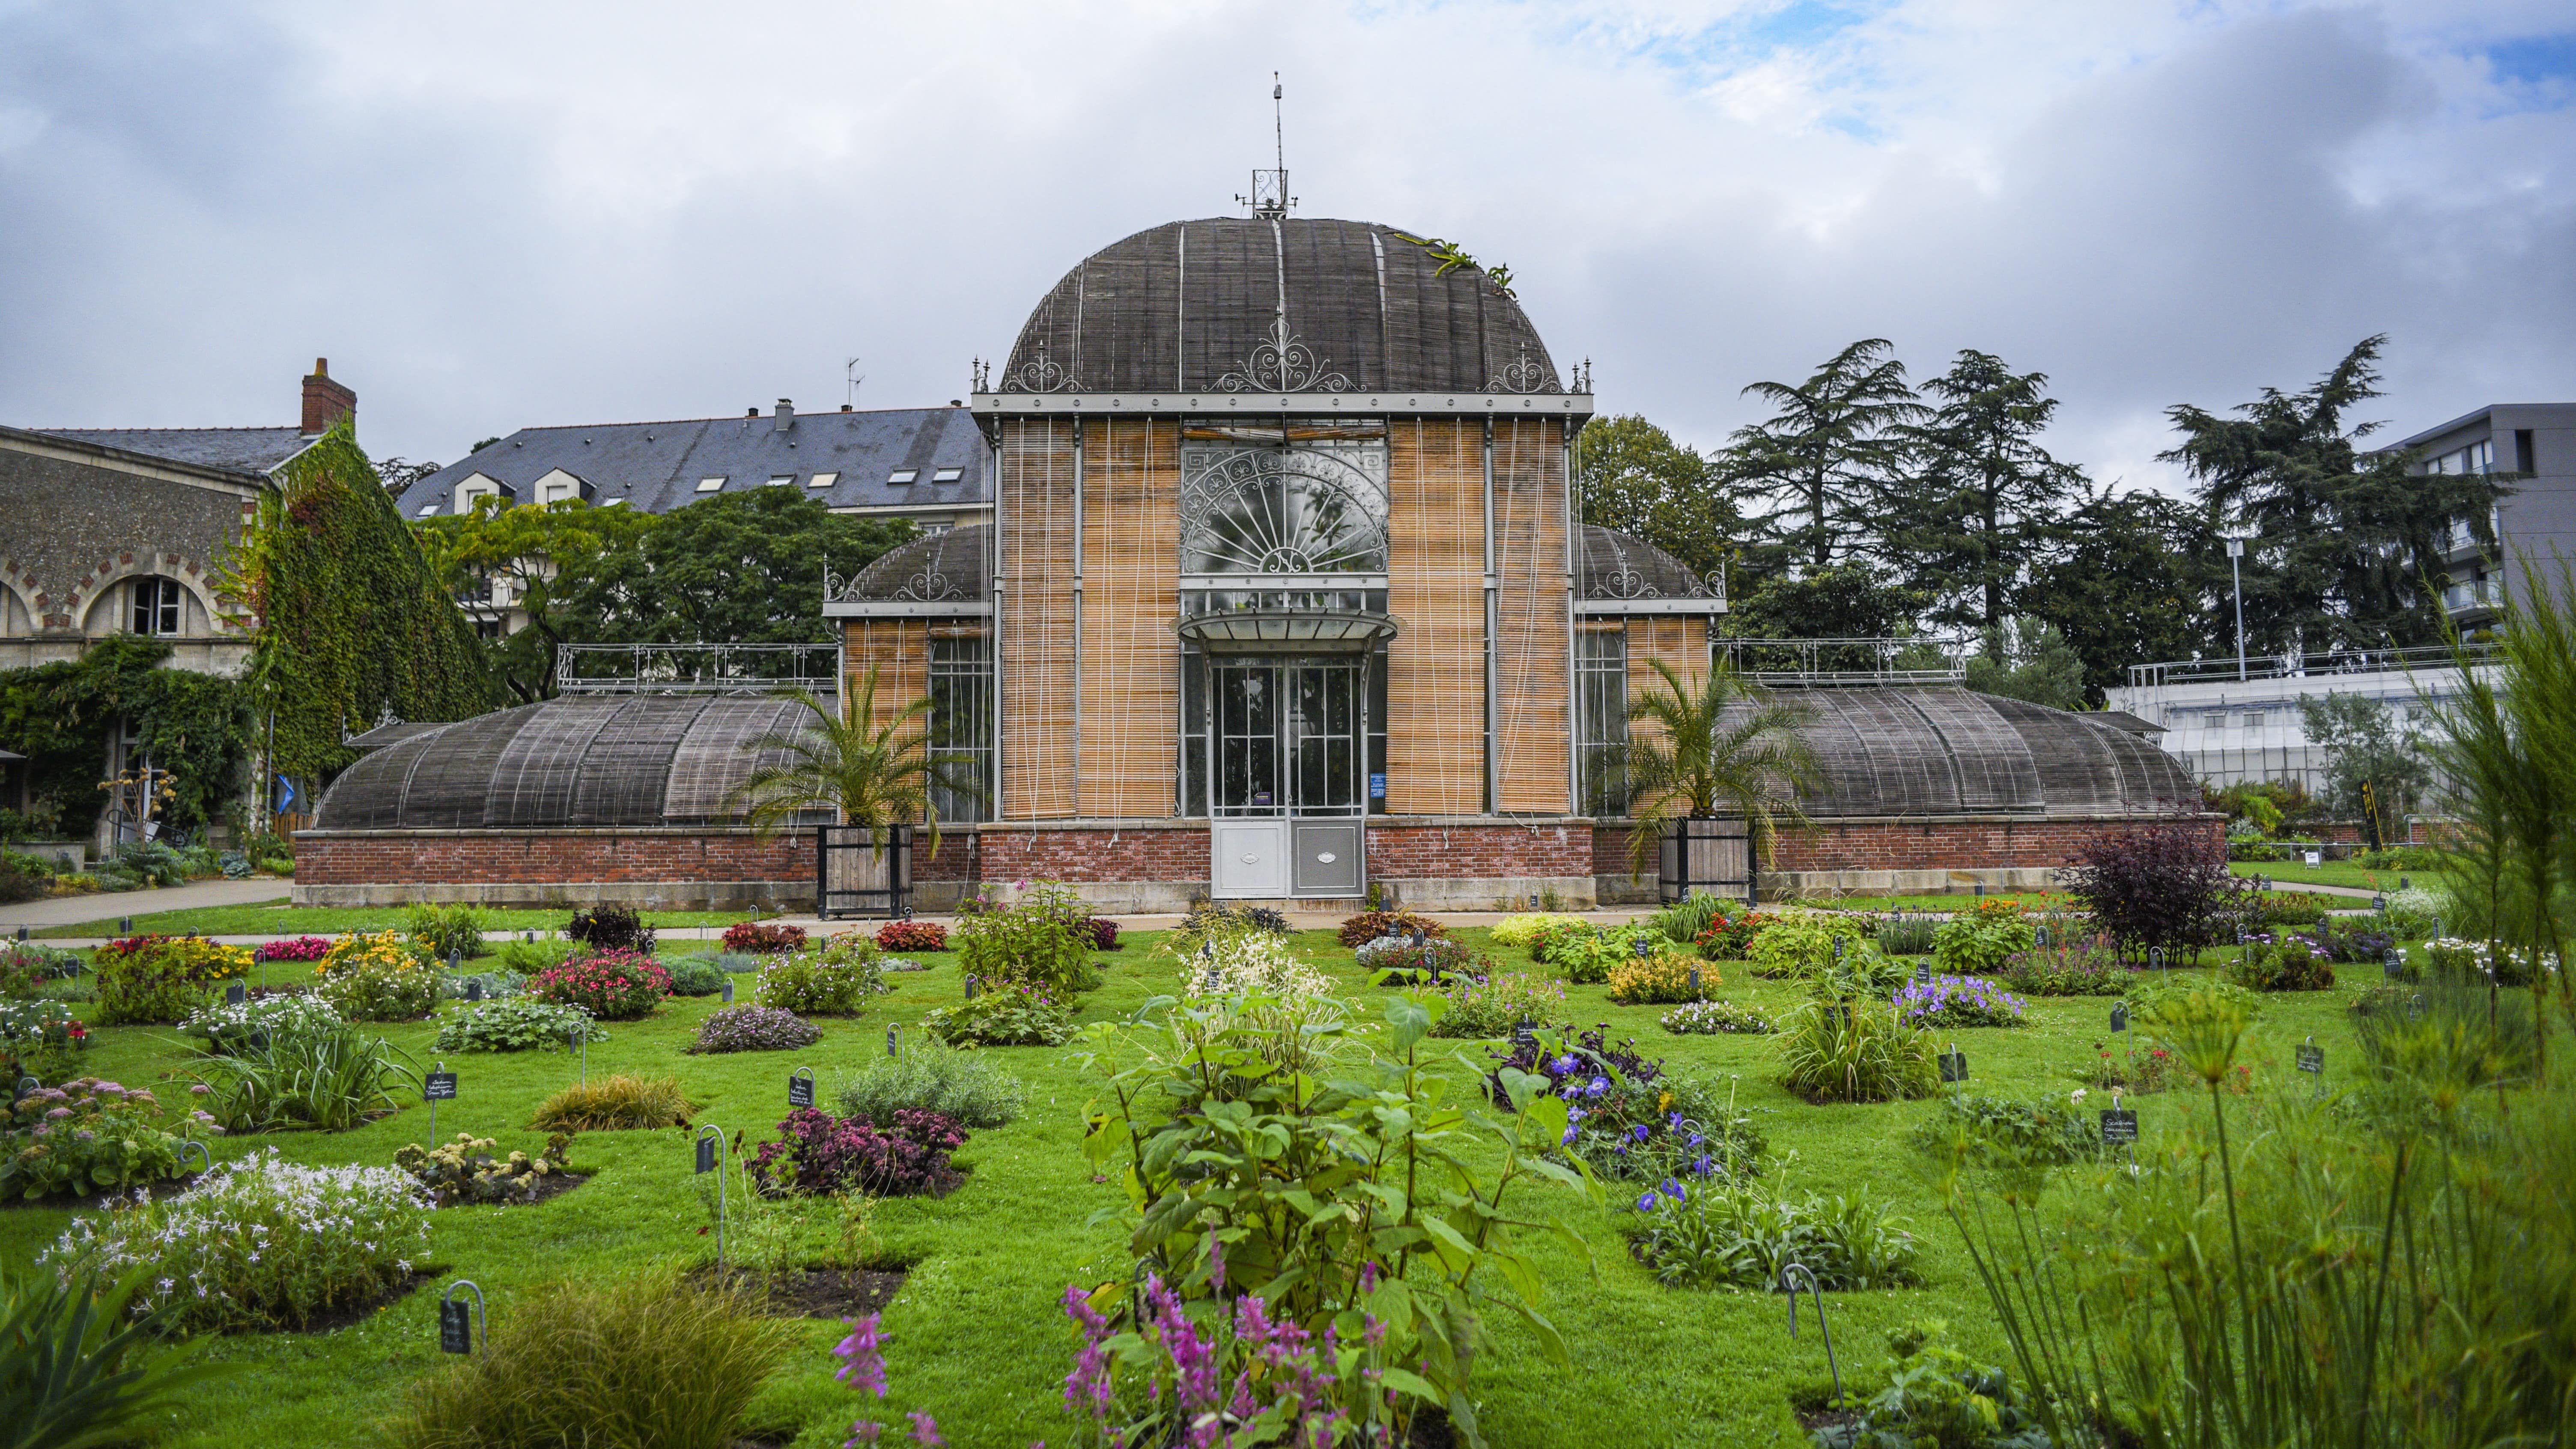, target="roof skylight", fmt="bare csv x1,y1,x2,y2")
931,467,963,483
696,477,726,492
808,471,837,488
887,469,918,484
